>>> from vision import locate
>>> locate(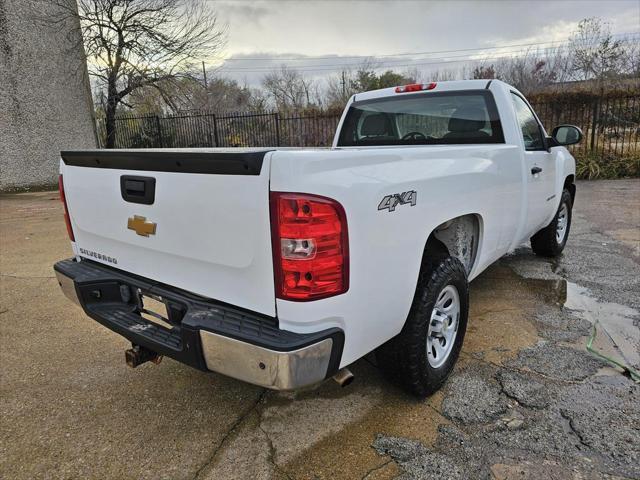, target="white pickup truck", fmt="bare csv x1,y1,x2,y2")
54,80,582,397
